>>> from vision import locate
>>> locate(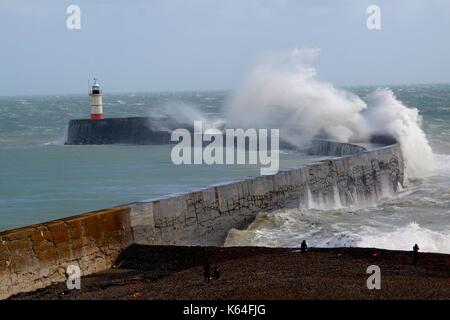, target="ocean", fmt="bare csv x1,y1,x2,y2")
1,85,450,253
0,91,319,231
